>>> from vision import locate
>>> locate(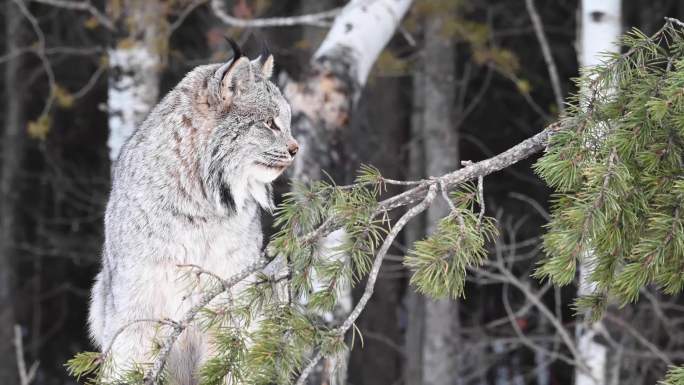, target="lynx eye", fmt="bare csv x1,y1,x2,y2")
265,117,280,132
